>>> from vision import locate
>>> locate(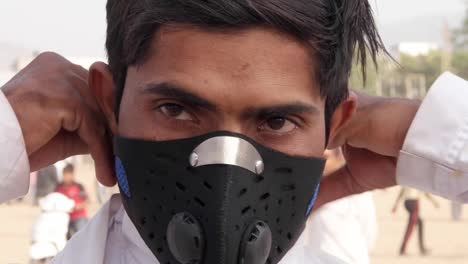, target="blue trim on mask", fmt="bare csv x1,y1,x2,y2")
115,156,131,198
306,183,321,216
